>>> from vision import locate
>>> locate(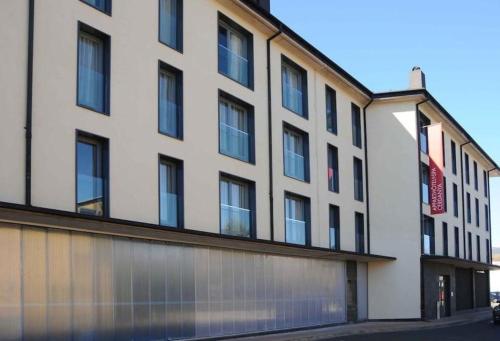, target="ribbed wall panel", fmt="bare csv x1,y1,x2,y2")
0,224,346,340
